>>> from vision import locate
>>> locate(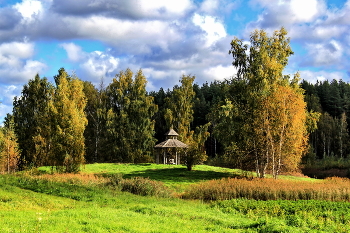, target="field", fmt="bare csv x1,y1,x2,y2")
1,164,350,232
